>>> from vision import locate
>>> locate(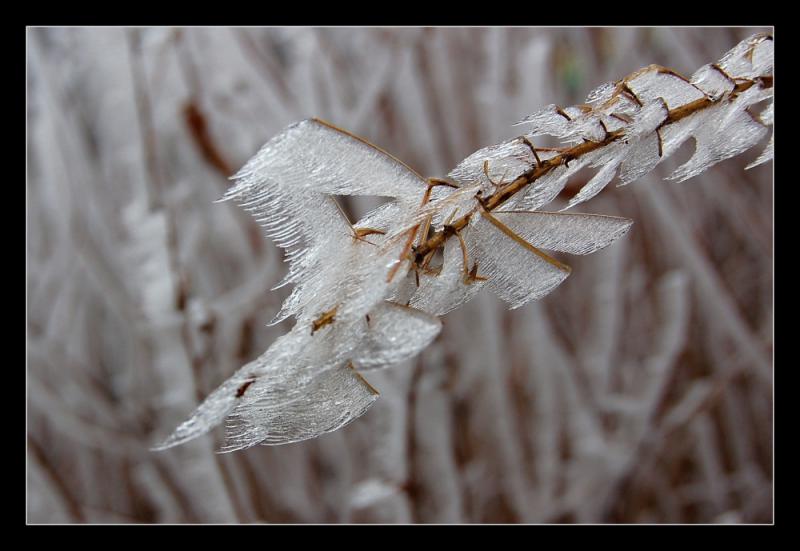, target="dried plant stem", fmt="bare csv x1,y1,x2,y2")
412,77,771,263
